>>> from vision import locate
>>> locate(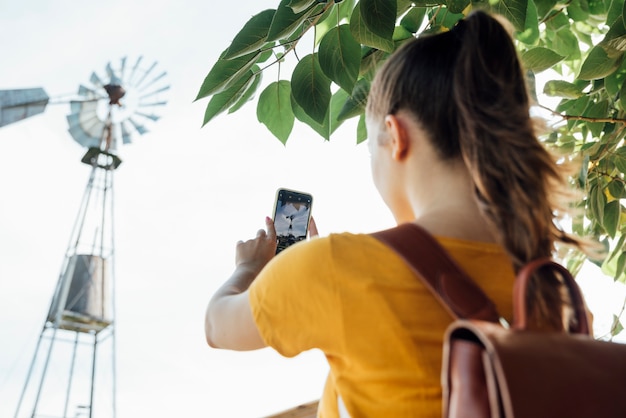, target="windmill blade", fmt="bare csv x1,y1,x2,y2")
134,61,157,89
137,100,167,108
135,111,160,122
67,122,103,149
120,120,133,144
90,72,104,89
67,100,105,148
119,57,127,83
137,71,167,92
139,85,170,100
128,56,143,85
106,61,122,85
128,117,148,135
78,84,106,100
